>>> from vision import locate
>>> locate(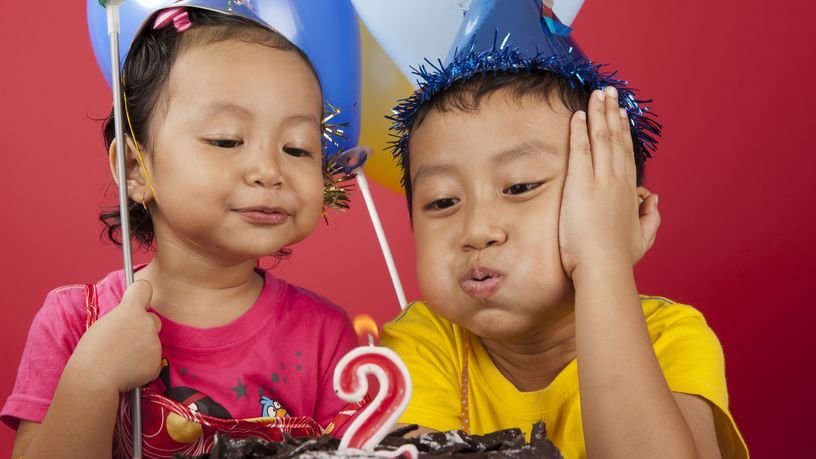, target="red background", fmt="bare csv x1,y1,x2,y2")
1,1,813,456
